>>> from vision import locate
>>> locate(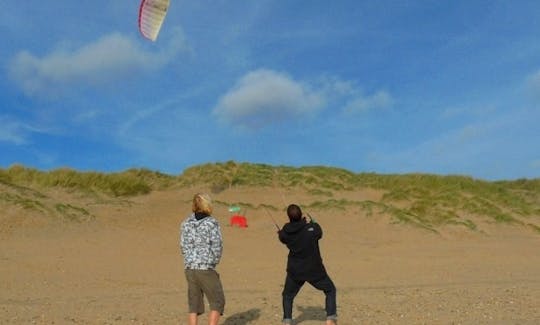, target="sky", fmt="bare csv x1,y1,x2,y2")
1,1,540,180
